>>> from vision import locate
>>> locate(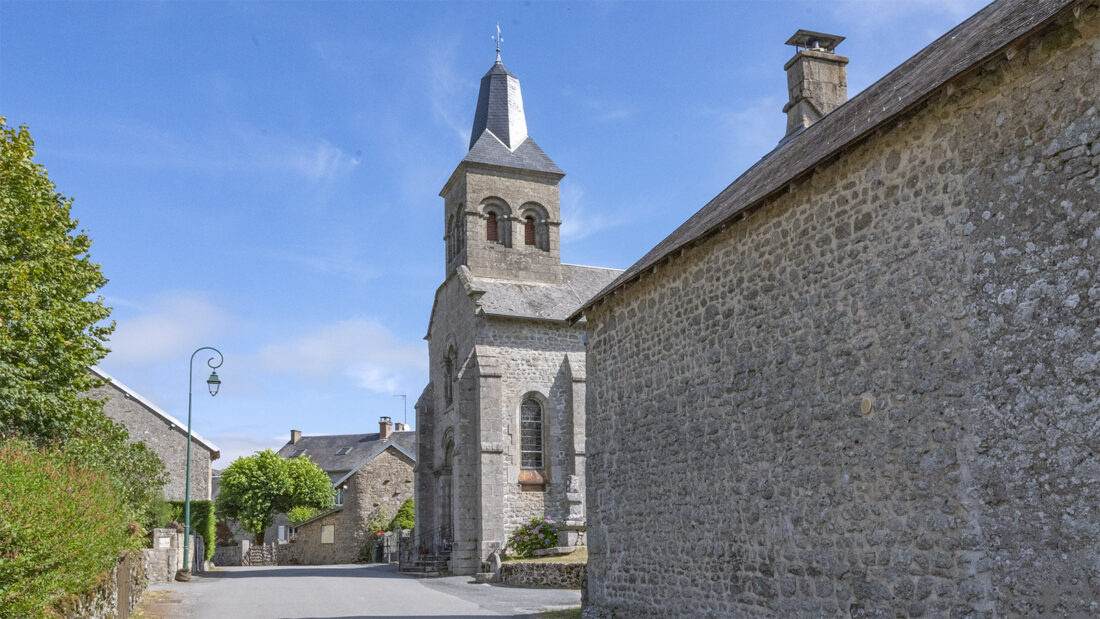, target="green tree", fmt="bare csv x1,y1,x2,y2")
0,118,113,441
215,450,333,543
388,497,414,531
0,118,167,523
